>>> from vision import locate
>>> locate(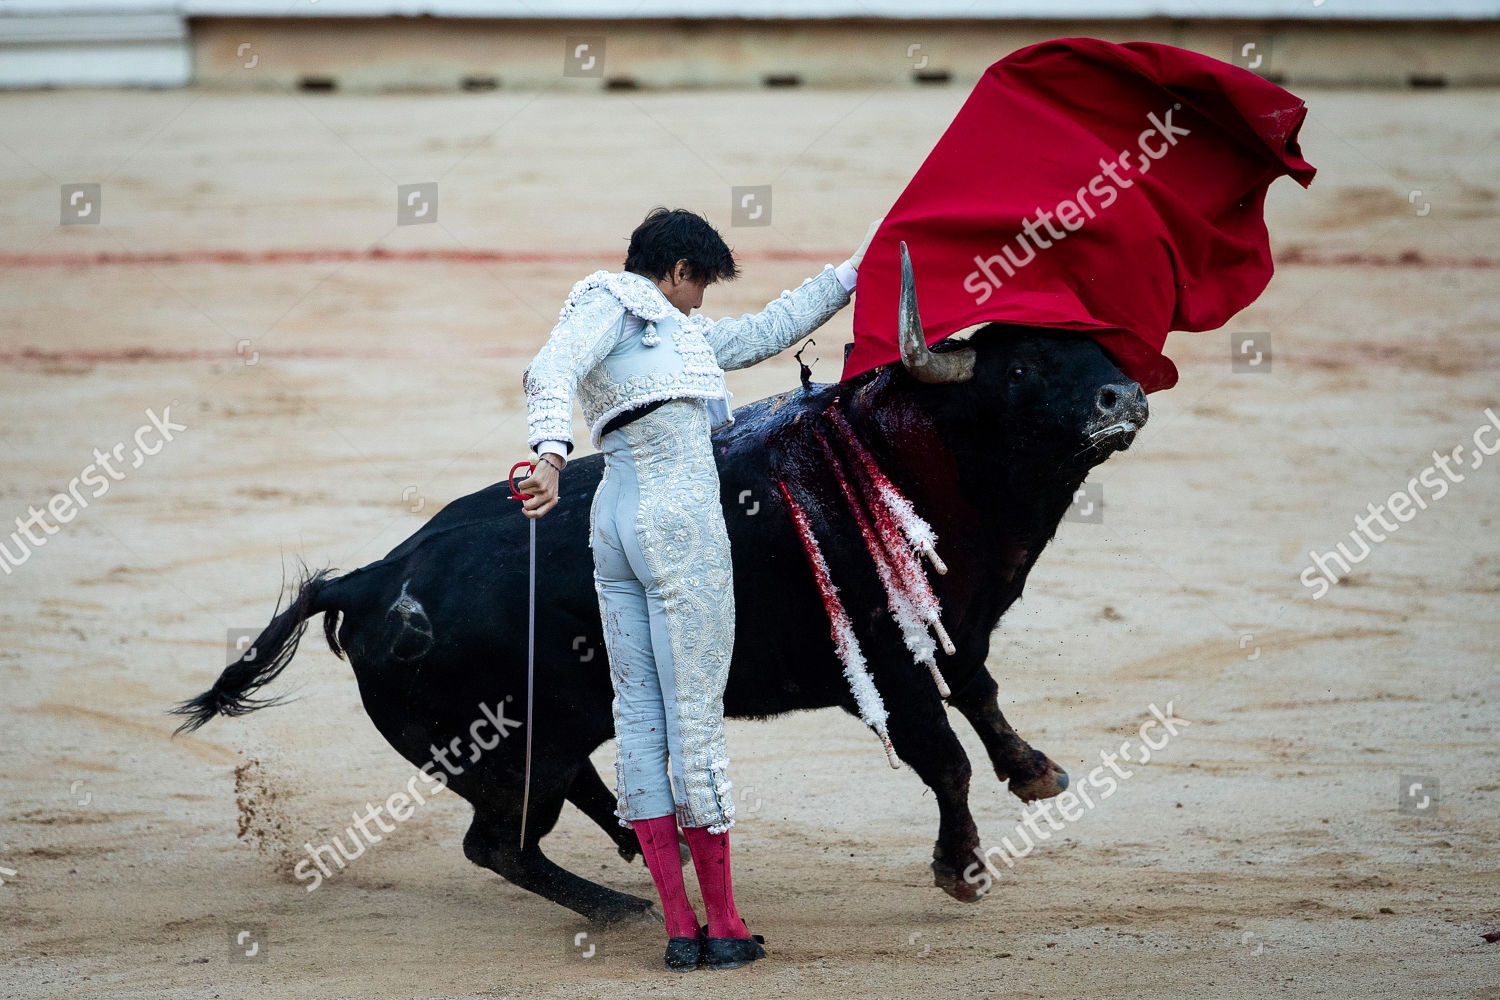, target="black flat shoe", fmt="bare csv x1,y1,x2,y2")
700,923,767,970
664,933,702,972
